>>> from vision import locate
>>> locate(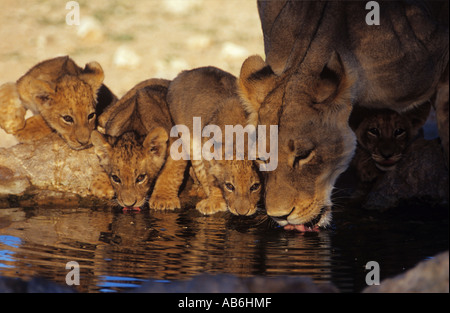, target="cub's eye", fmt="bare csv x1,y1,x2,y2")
62,115,74,124
368,128,380,137
225,183,235,192
88,112,96,120
136,174,146,183
394,128,406,137
250,183,261,192
111,175,121,184
293,149,314,169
